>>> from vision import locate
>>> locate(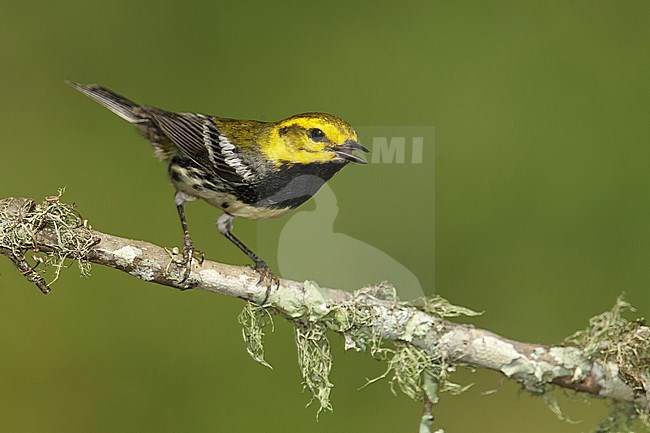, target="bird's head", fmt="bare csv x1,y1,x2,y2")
262,113,368,166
